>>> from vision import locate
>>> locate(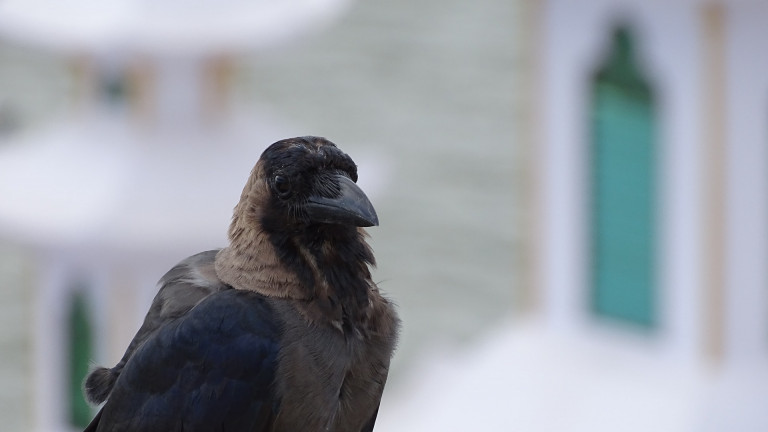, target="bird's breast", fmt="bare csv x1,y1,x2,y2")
268,297,396,432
